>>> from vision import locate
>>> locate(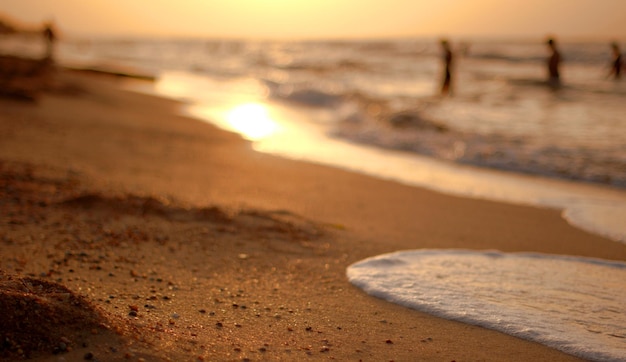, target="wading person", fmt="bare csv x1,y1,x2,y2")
546,37,561,87
608,42,622,80
43,22,56,61
440,39,453,95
